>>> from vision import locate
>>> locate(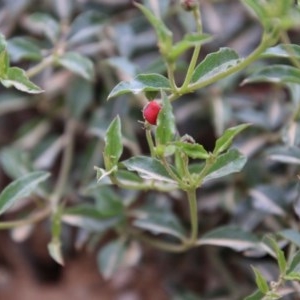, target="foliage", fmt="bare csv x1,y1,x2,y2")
1,0,300,299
